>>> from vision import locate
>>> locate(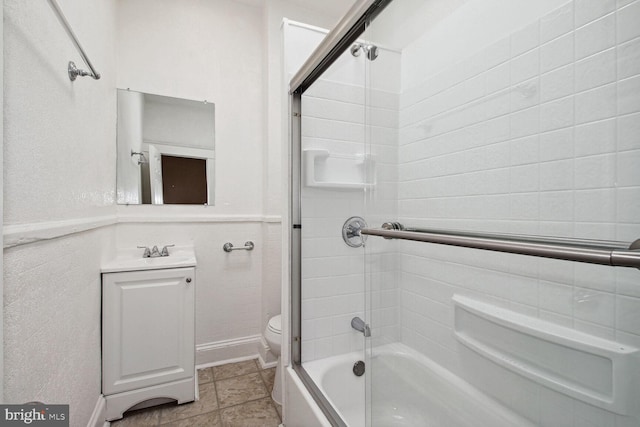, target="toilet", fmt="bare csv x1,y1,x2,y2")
264,314,282,404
